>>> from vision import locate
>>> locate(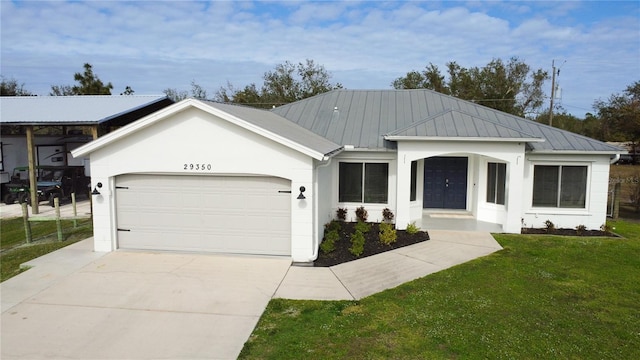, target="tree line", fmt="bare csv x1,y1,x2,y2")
1,60,638,146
